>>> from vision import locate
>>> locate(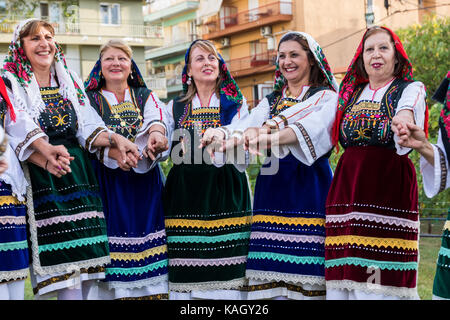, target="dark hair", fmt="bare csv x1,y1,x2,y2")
354,26,407,80
278,33,328,88
19,20,55,47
